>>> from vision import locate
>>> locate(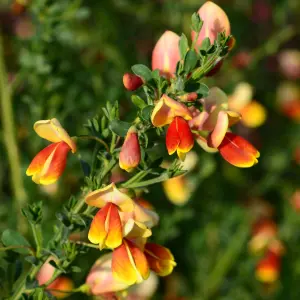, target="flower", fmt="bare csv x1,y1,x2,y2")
228,82,267,128
151,94,192,127
26,118,76,185
189,87,241,149
191,1,230,46
144,243,177,276
123,73,144,91
166,116,194,161
112,239,150,285
86,253,130,295
278,49,300,80
218,132,260,168
255,250,280,283
163,176,191,205
152,31,180,78
37,258,73,299
119,126,141,172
